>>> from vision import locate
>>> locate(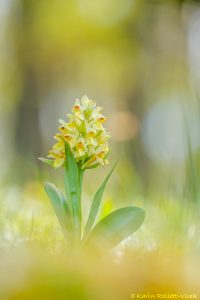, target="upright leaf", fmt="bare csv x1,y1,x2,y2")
83,162,118,239
65,142,79,195
85,206,145,254
44,182,72,235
